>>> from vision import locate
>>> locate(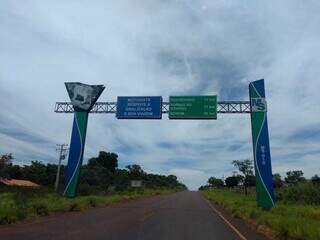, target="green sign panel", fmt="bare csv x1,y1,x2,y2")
169,96,217,119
